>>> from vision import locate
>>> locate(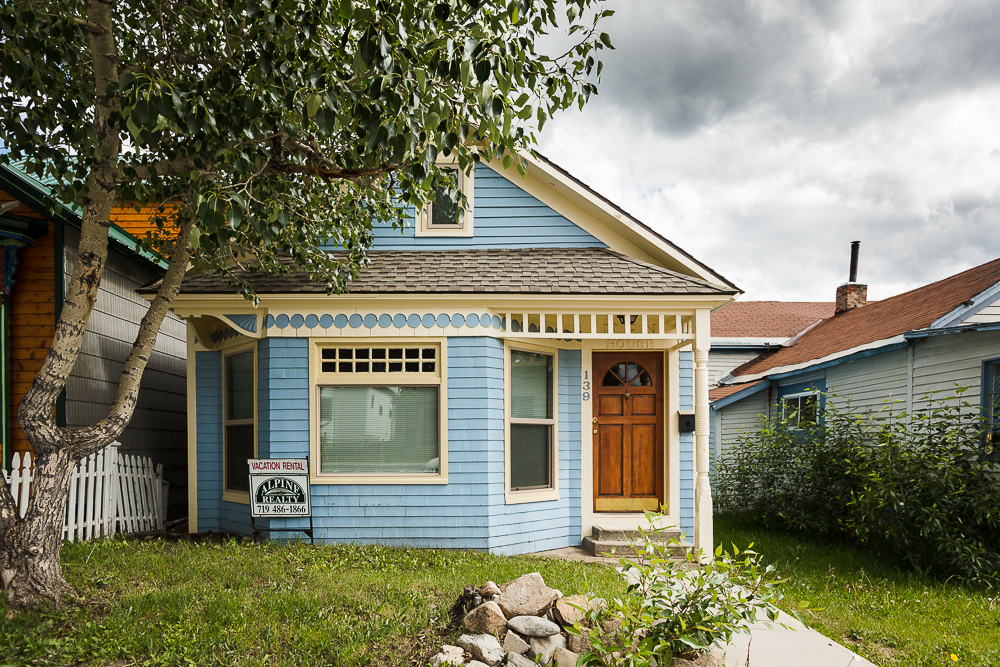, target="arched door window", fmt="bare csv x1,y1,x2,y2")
602,362,653,387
